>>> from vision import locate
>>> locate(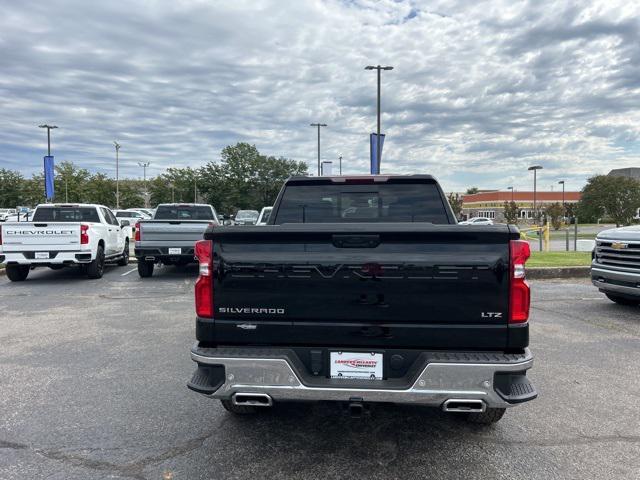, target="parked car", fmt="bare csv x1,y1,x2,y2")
234,210,259,225
591,225,640,306
188,175,536,424
0,209,17,222
0,204,131,281
127,208,154,218
460,217,494,226
134,203,219,277
114,209,151,227
256,206,273,225
4,210,33,222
